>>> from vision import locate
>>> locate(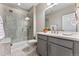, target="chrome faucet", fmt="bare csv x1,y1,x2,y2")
50,25,58,34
